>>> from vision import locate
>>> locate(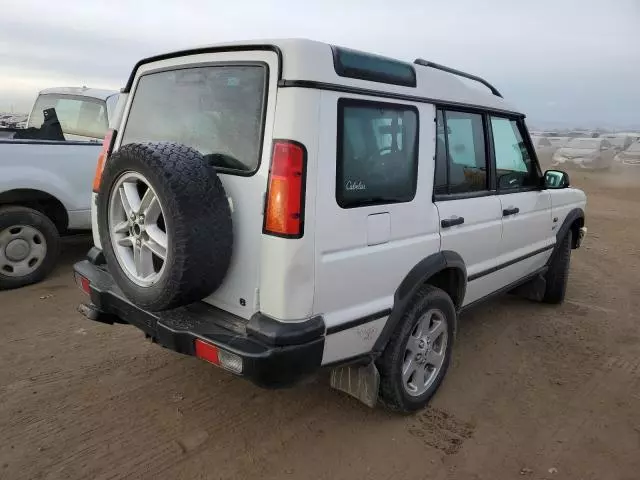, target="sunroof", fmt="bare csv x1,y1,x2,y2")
331,46,416,88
